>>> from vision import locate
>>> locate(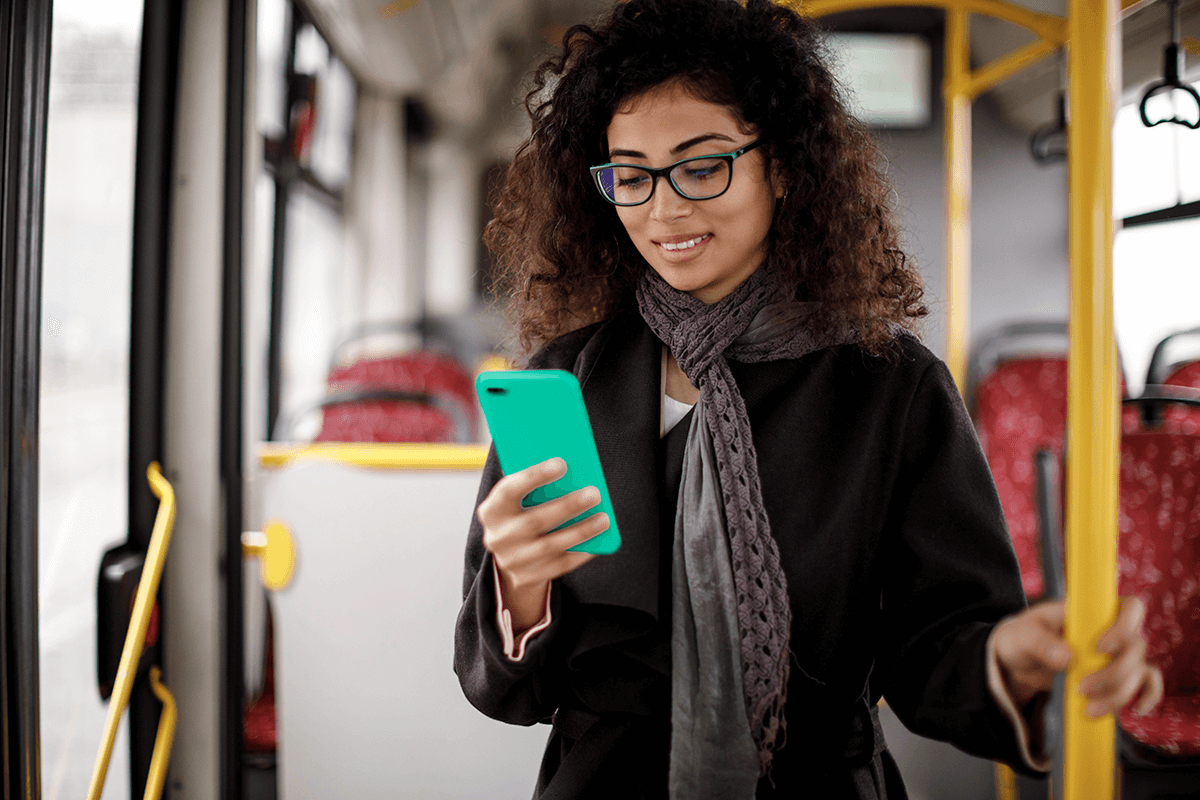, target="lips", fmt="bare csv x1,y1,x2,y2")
656,233,711,252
